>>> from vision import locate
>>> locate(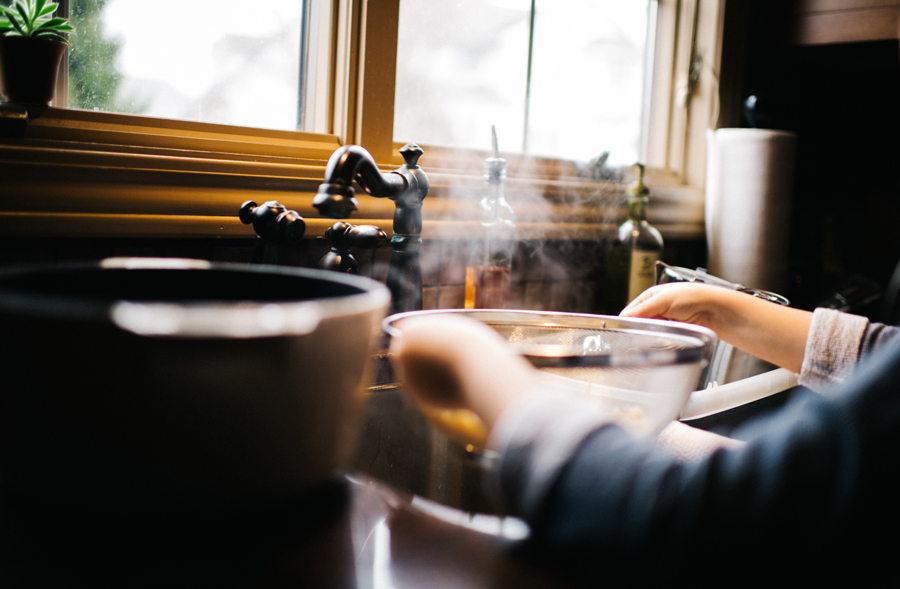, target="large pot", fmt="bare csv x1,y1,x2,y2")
0,258,390,507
